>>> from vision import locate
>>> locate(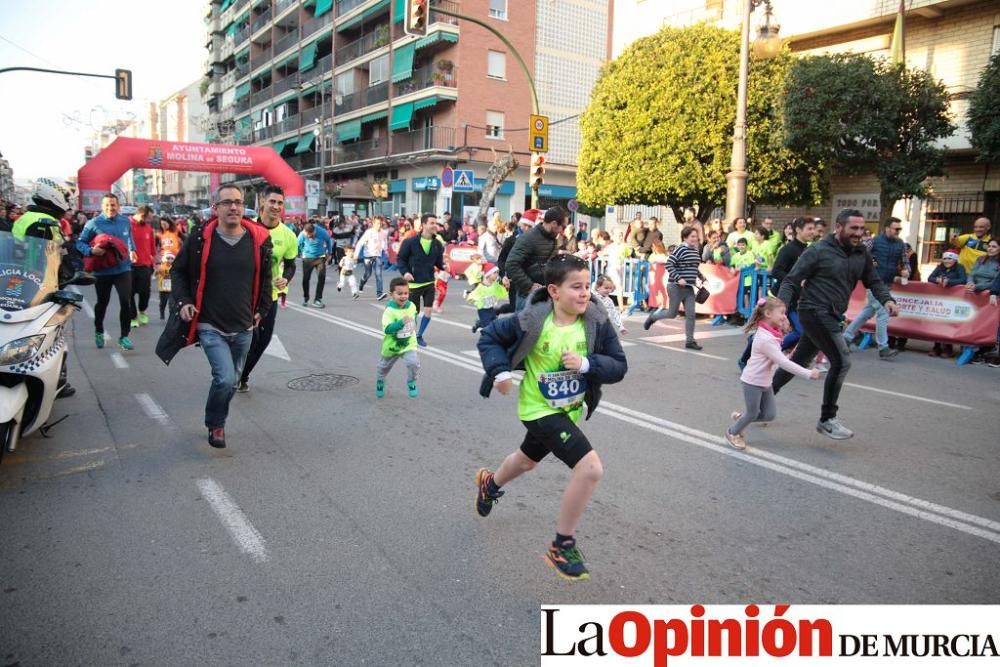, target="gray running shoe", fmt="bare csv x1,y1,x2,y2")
816,418,854,440
878,347,899,361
